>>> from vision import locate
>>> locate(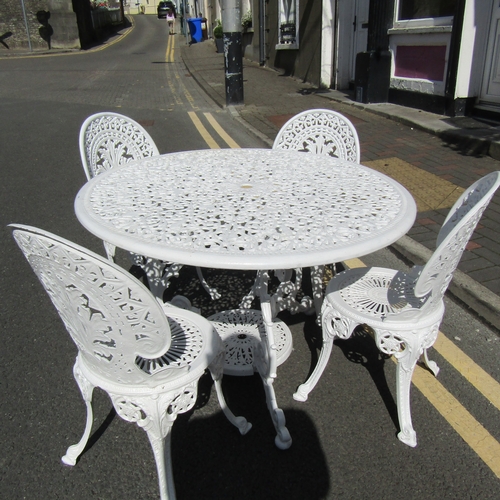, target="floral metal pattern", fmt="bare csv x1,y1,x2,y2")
208,309,293,376
11,226,205,385
273,109,360,163
80,113,159,179
11,225,252,499
415,172,500,308
77,149,413,269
